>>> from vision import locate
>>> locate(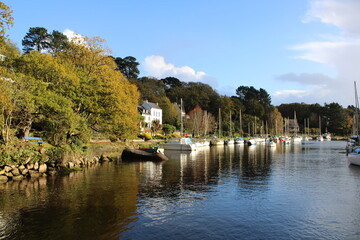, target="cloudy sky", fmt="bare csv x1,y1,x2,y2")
6,0,360,107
